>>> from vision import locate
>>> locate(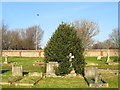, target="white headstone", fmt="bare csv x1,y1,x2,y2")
69,53,76,76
